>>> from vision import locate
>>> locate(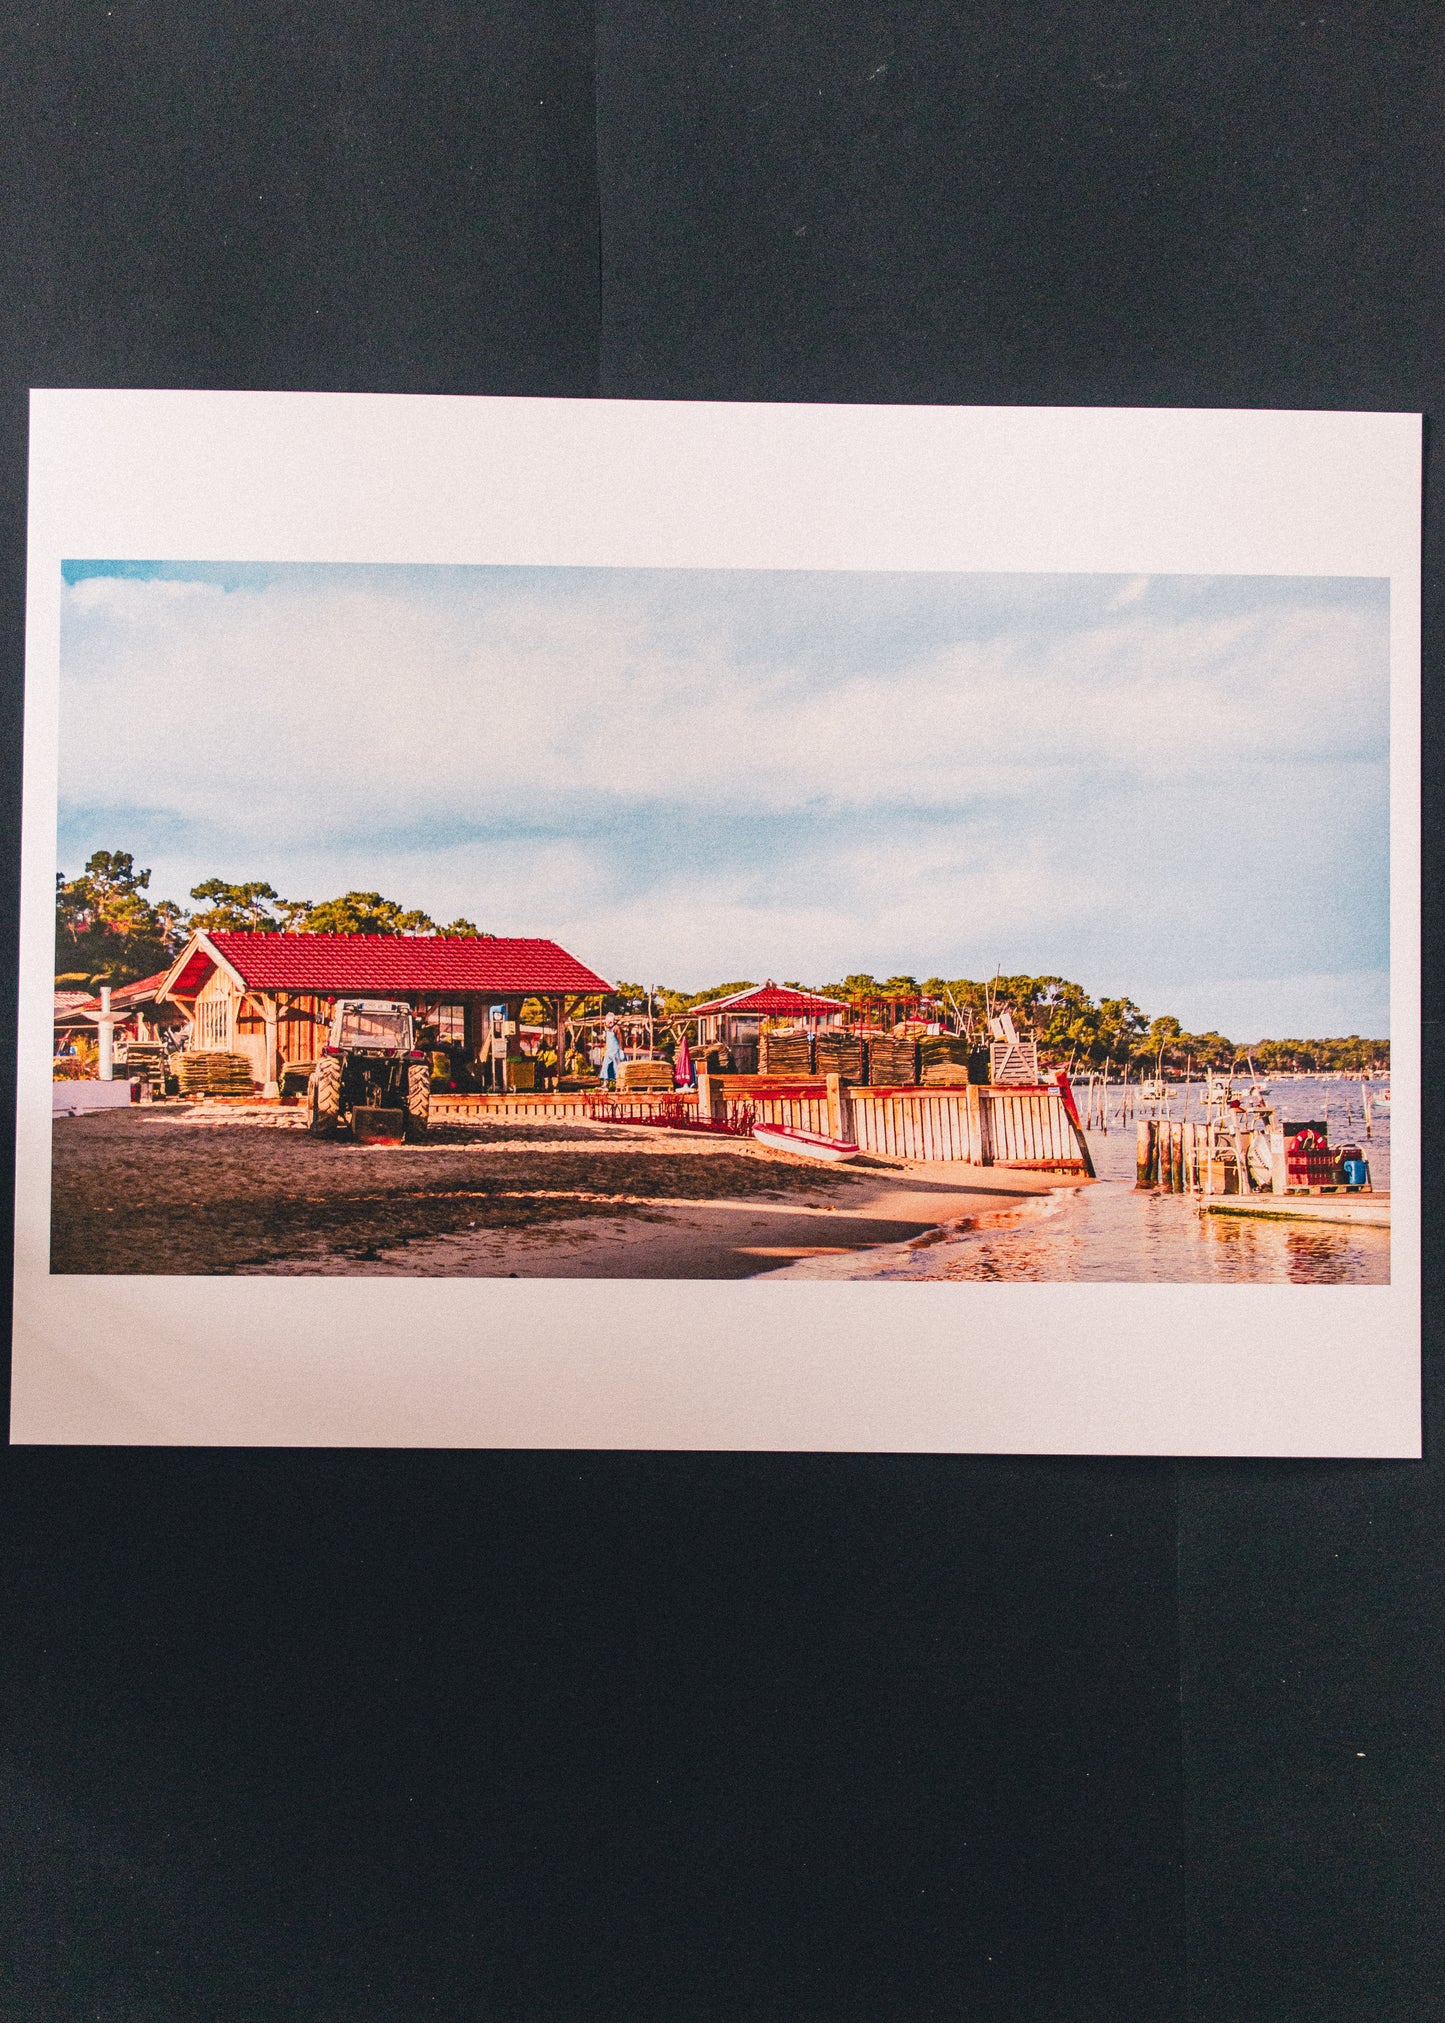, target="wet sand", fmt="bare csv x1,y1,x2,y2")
51,1106,1062,1279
